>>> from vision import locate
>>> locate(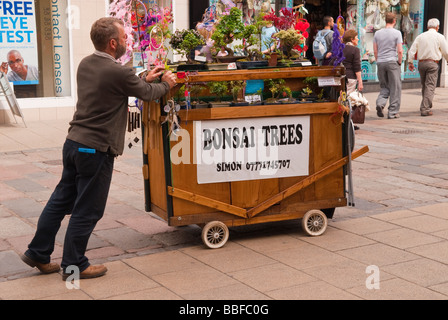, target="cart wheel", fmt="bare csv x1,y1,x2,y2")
302,210,328,237
201,221,229,249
